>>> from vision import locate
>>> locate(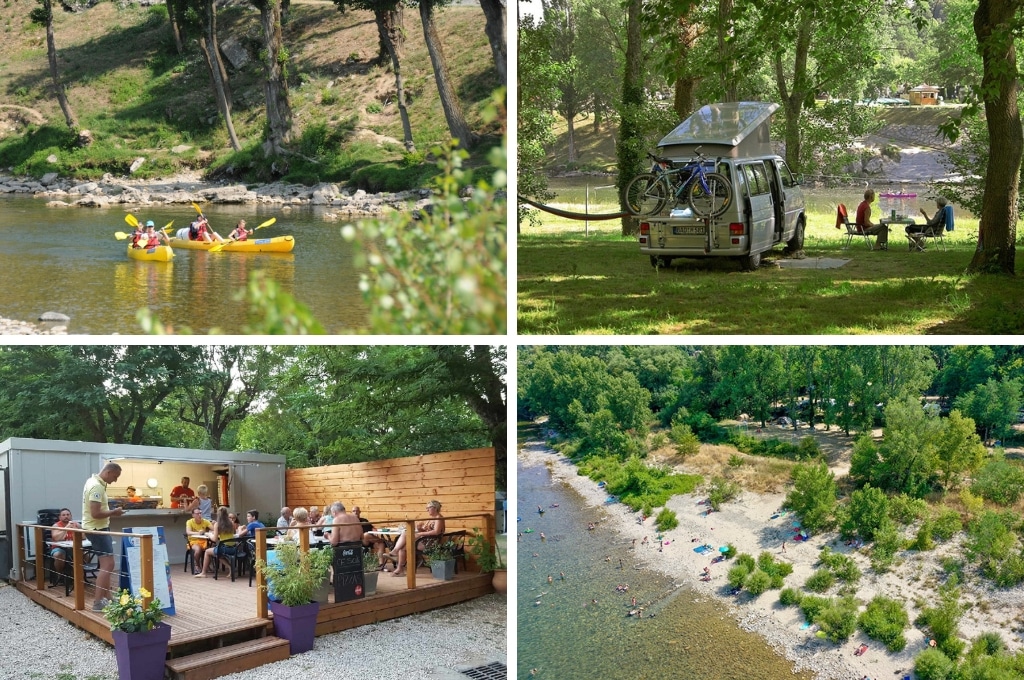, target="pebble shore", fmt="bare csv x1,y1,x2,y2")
0,315,68,335
0,581,505,679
